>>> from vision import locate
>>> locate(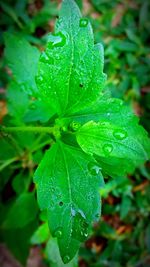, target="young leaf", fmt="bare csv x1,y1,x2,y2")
30,222,50,245
4,33,40,96
76,120,150,176
34,142,102,263
36,0,106,115
3,193,38,229
7,81,29,124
